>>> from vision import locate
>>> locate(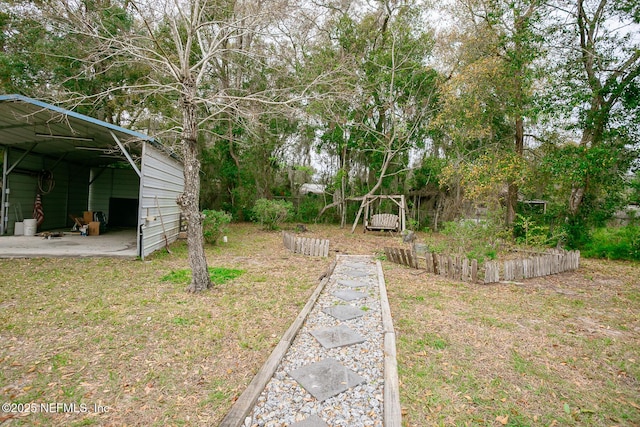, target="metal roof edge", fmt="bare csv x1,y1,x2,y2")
0,93,154,142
